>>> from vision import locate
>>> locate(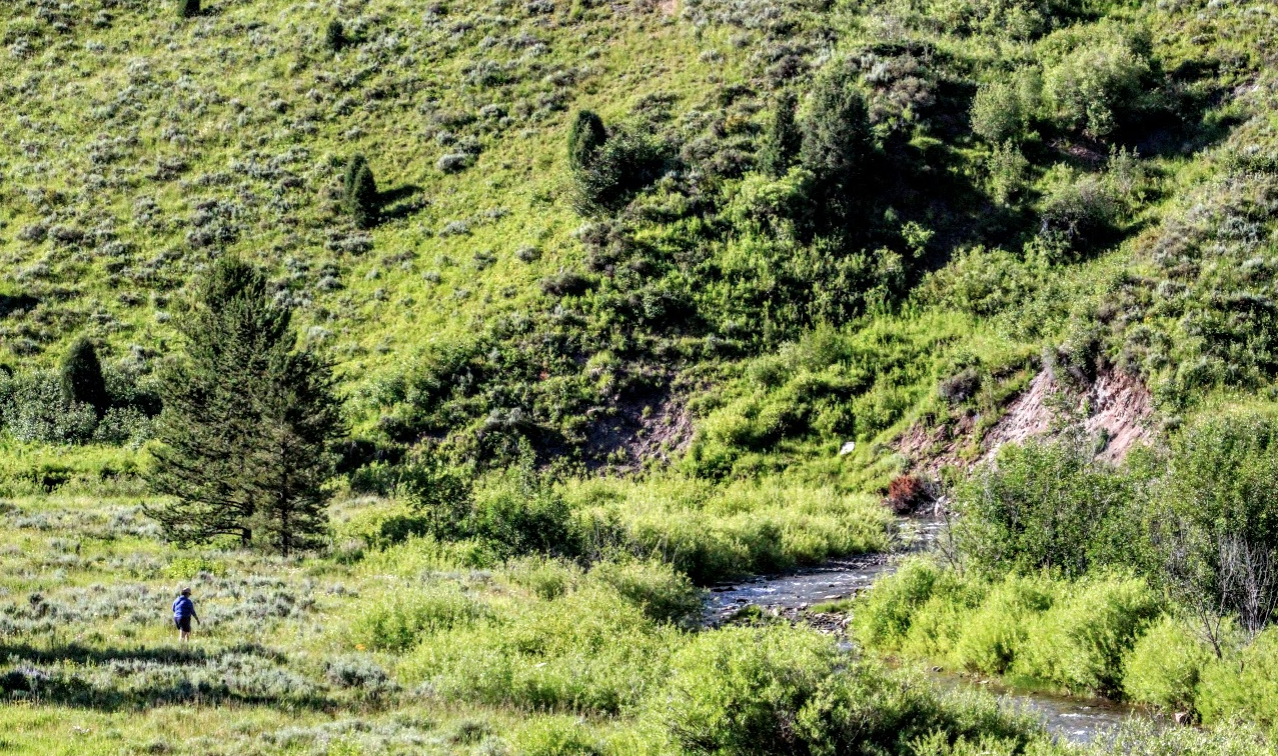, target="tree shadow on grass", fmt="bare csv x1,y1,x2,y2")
377,185,427,224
